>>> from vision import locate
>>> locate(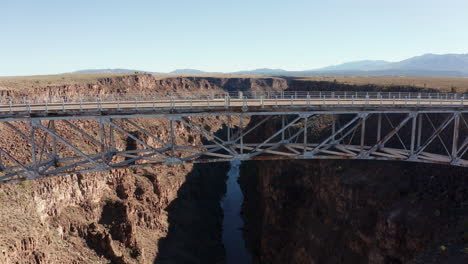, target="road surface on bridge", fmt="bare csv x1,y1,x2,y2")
0,91,466,183
0,96,467,118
